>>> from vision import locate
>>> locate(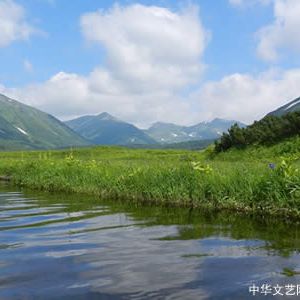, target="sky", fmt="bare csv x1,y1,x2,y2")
0,0,300,128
